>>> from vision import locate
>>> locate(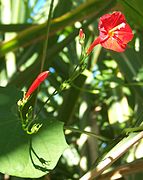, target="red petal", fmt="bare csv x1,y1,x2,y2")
86,36,100,55
114,24,134,43
100,37,126,52
98,11,126,32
